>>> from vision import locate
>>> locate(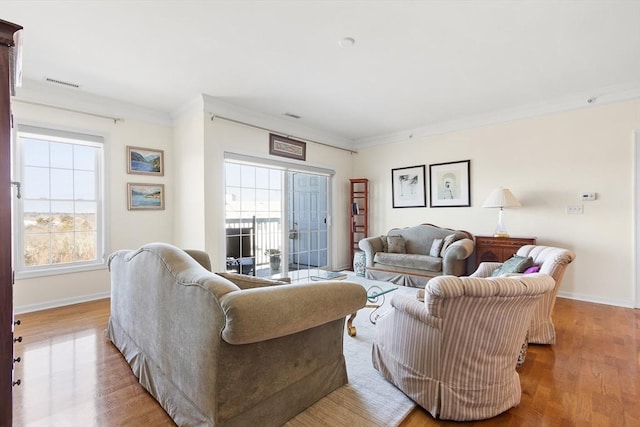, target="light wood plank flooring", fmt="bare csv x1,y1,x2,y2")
11,297,639,426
